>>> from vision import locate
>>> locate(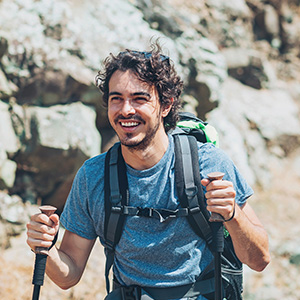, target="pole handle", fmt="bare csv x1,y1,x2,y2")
207,172,225,222
35,205,57,255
